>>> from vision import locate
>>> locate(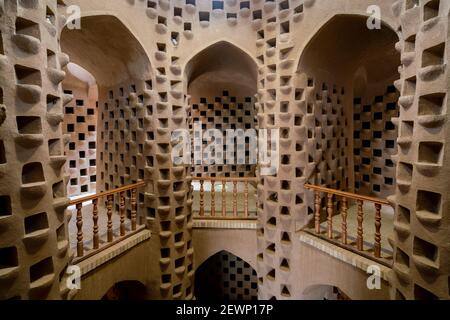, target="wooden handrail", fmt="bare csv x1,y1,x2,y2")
193,176,257,220
304,184,392,206
69,181,146,206
304,183,392,261
192,176,258,183
69,181,146,263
